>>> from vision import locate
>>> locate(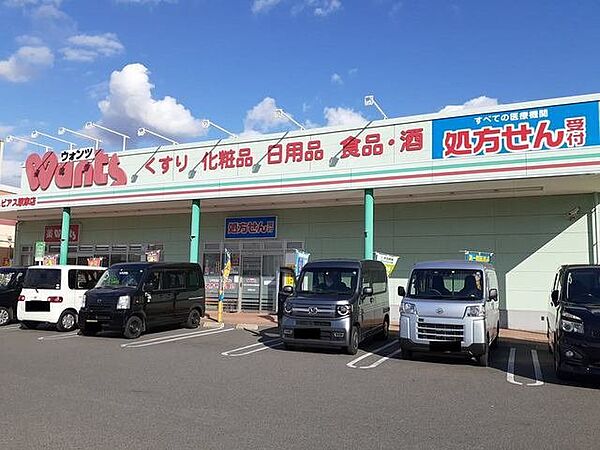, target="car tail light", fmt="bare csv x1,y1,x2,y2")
47,296,63,303
18,295,25,302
